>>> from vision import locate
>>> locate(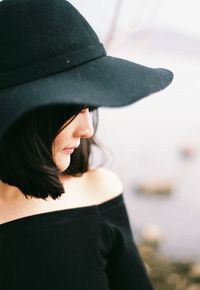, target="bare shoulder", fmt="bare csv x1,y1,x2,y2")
84,167,123,204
